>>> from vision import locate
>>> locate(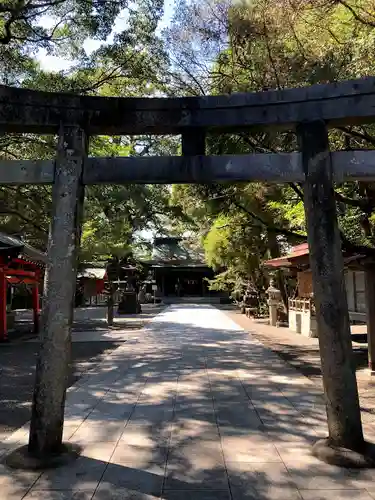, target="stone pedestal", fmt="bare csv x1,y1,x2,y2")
266,280,282,327
268,300,278,327
7,311,15,332
118,292,141,314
